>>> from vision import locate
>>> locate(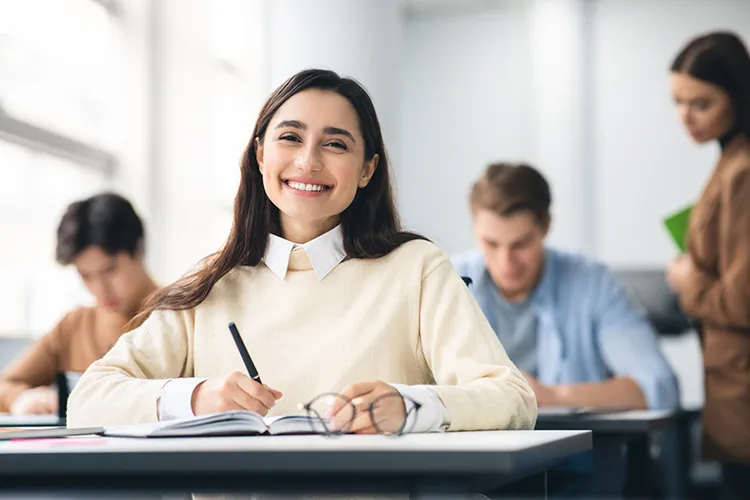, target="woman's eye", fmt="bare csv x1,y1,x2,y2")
280,134,300,142
694,100,711,111
326,141,347,150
